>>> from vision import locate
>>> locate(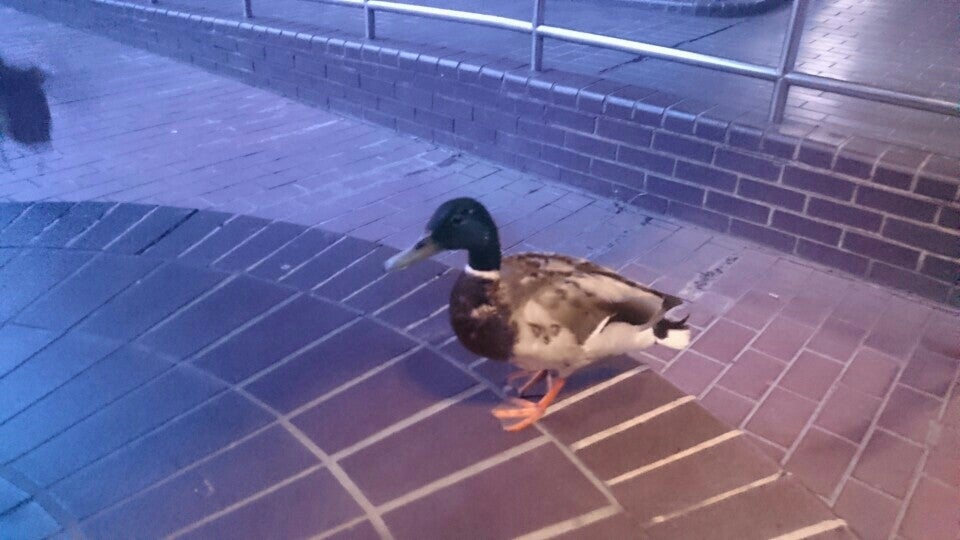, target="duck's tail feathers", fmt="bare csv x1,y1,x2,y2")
654,315,690,350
